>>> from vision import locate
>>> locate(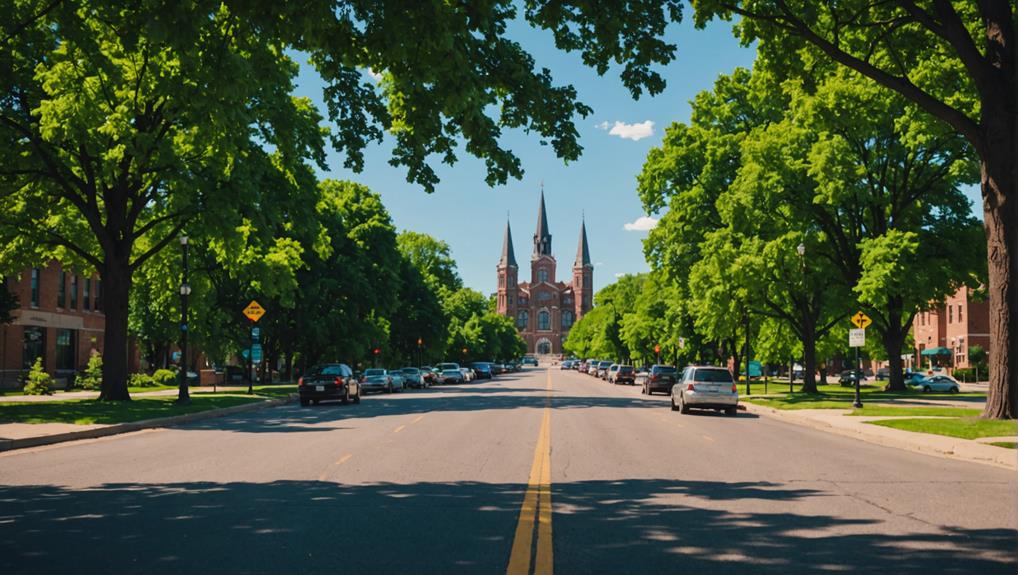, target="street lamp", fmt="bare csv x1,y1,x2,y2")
176,234,191,405
791,242,806,392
